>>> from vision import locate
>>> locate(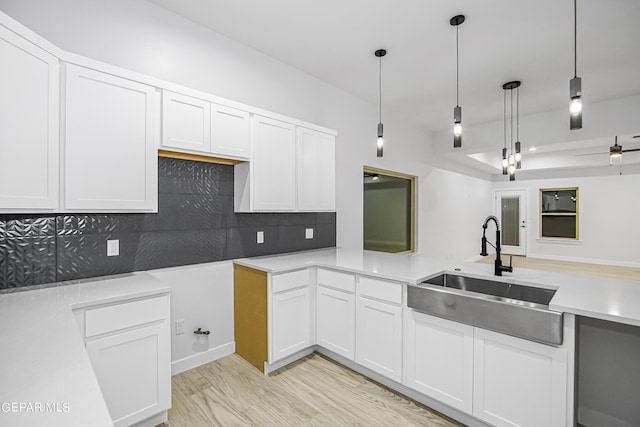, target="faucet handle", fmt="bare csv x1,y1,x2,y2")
509,255,513,267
